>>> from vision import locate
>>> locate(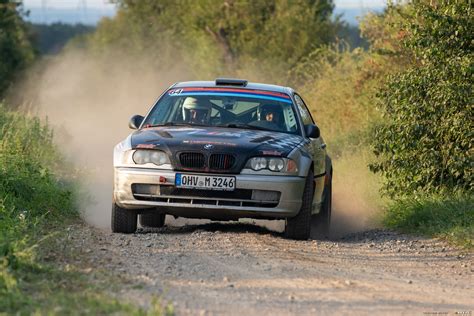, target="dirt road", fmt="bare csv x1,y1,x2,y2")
69,220,473,315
